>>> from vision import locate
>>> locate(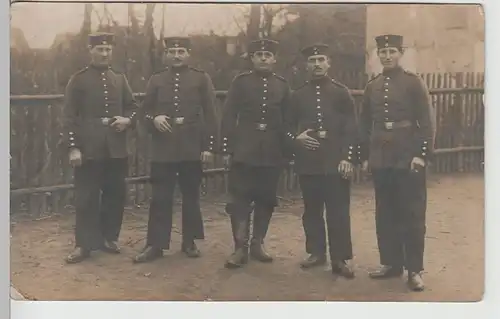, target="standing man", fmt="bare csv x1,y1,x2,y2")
133,37,217,263
63,32,139,264
285,44,357,278
221,39,291,268
359,34,435,291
